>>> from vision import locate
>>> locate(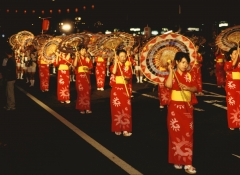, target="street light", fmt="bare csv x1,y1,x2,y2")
59,20,74,34
62,24,71,31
